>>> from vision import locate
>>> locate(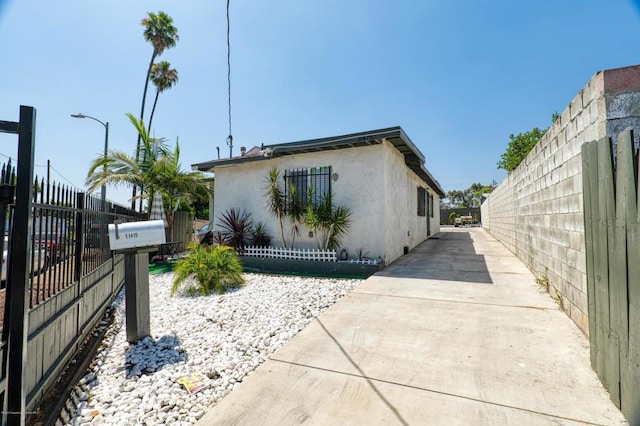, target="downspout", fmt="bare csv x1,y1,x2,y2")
208,180,215,231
